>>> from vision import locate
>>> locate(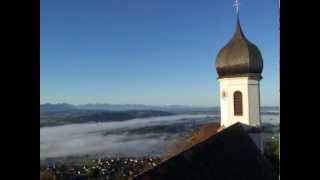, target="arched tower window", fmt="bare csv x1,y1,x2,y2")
233,91,243,116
